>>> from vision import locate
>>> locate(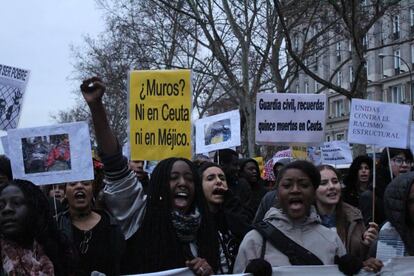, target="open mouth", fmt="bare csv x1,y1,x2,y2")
74,191,86,200
175,191,189,199
212,188,226,196
173,190,190,209
327,192,337,198
288,198,304,210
